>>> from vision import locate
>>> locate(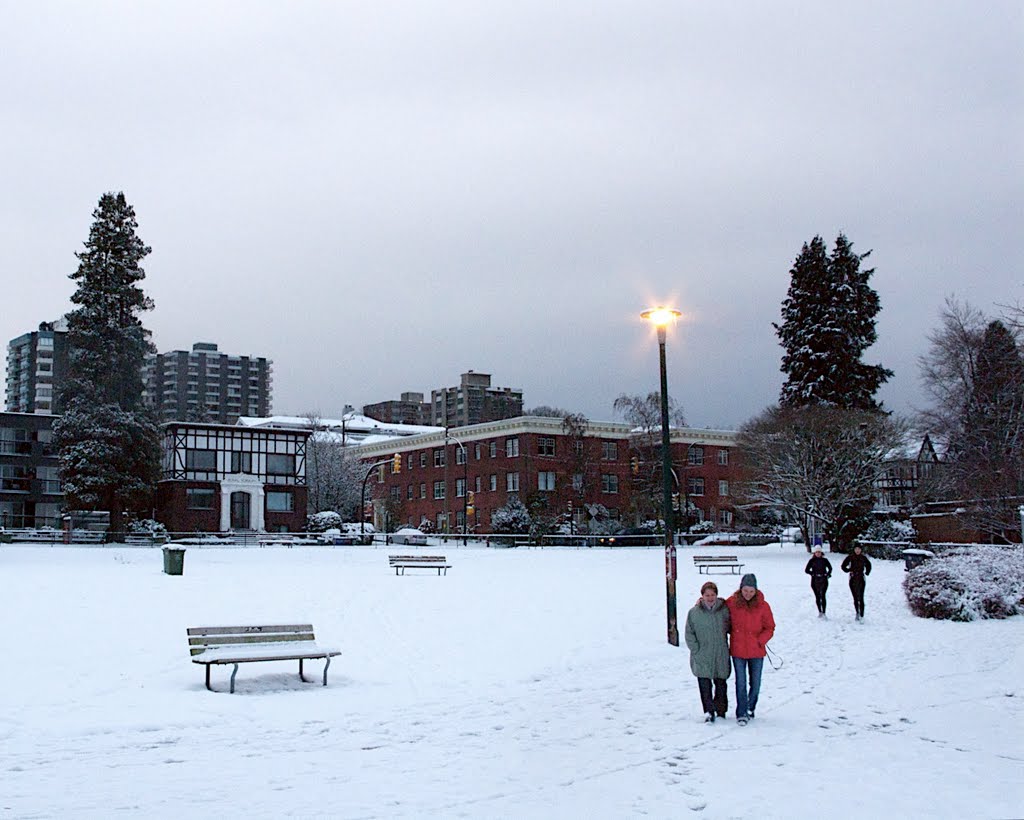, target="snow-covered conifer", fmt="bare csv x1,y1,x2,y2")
775,234,892,409
53,193,160,539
